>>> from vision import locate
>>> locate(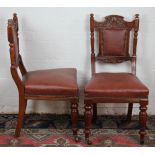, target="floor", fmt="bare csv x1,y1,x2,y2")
0,114,155,146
